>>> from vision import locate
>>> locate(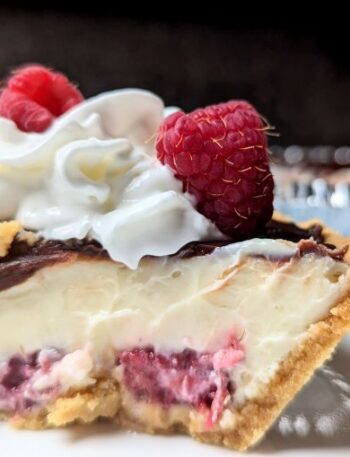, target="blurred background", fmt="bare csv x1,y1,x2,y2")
1,6,349,145
1,5,349,231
